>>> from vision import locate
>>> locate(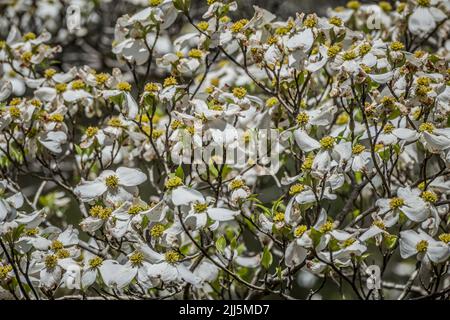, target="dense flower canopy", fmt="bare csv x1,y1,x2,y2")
0,0,449,300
